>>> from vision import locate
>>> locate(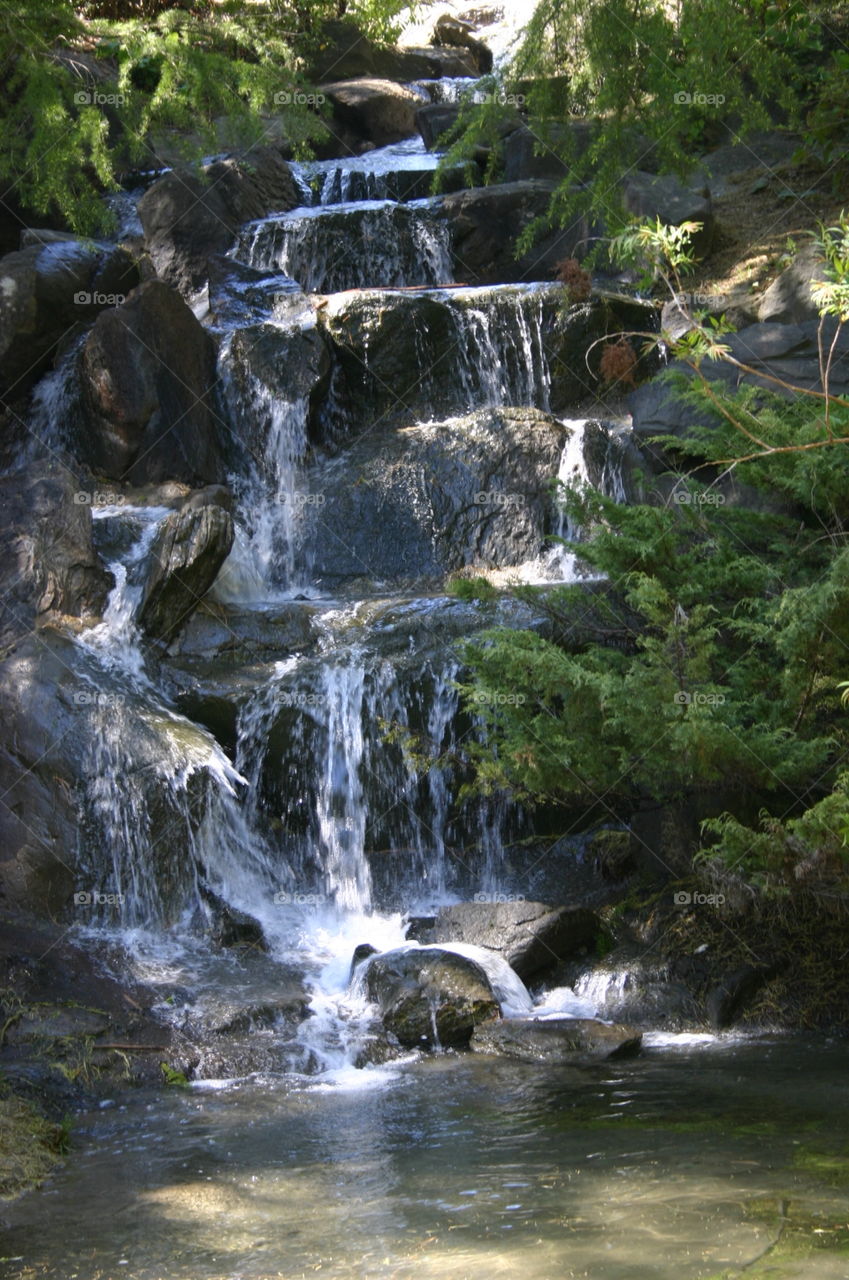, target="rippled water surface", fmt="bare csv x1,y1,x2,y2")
3,1037,848,1279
